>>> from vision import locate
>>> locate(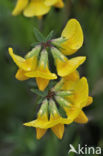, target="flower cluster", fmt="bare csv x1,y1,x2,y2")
12,0,64,18
24,71,93,139
9,19,93,139
9,19,85,91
